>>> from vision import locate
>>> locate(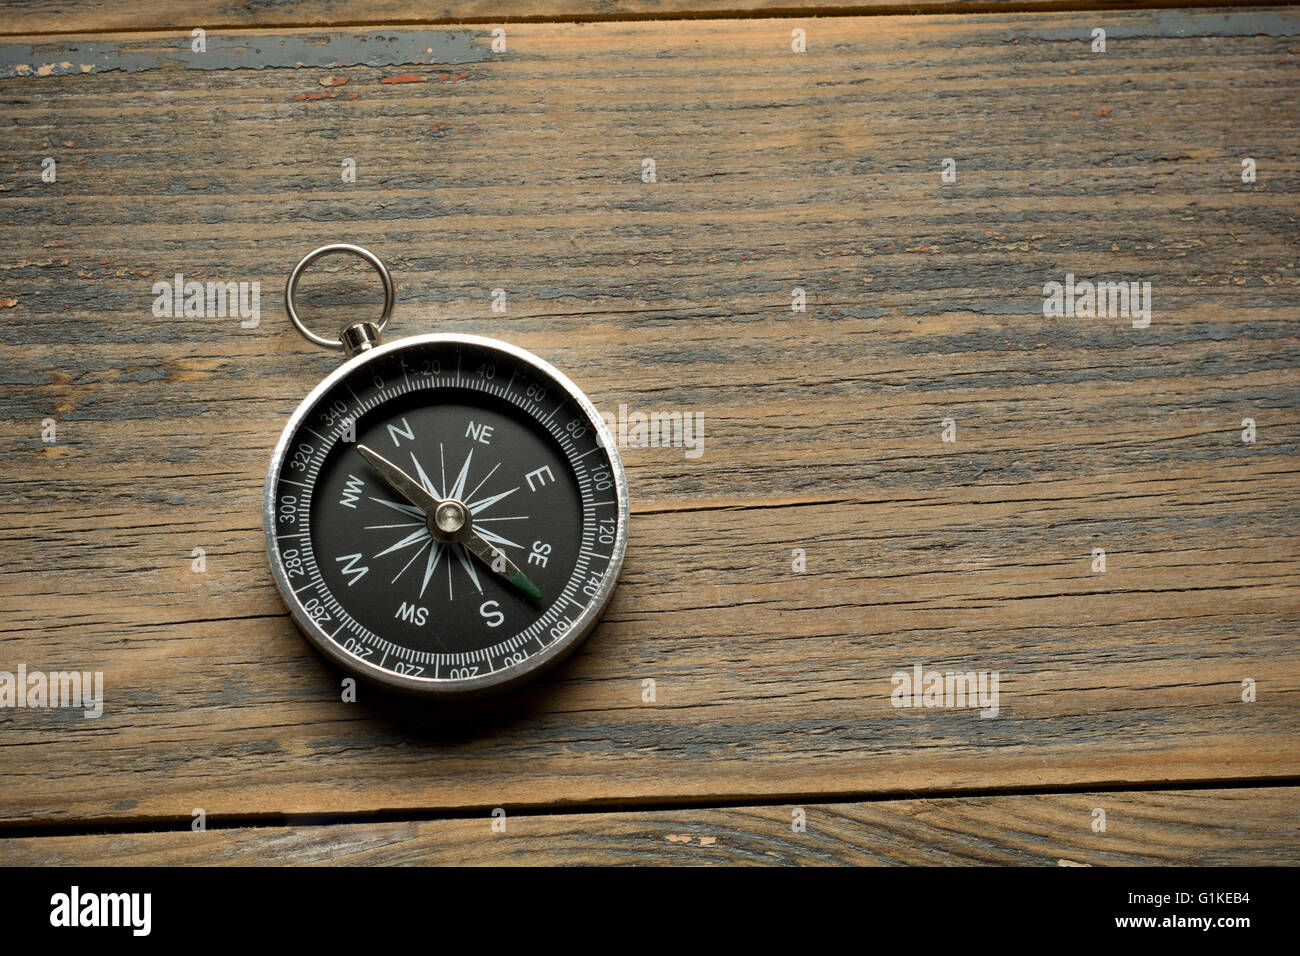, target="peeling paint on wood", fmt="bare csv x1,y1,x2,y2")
0,30,486,79
0,11,1295,837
